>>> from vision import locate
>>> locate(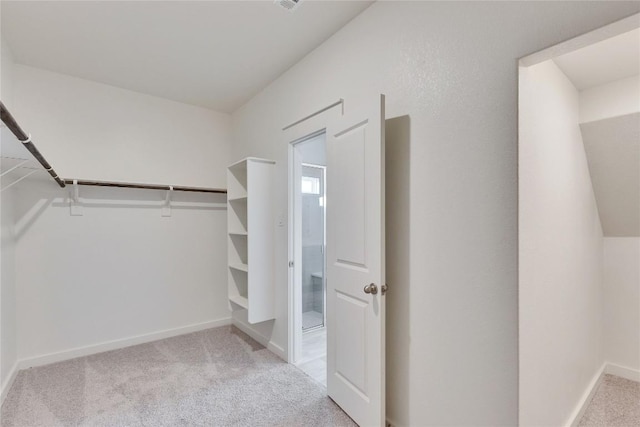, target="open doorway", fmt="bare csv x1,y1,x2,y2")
291,132,327,386
519,16,639,427
285,95,386,426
